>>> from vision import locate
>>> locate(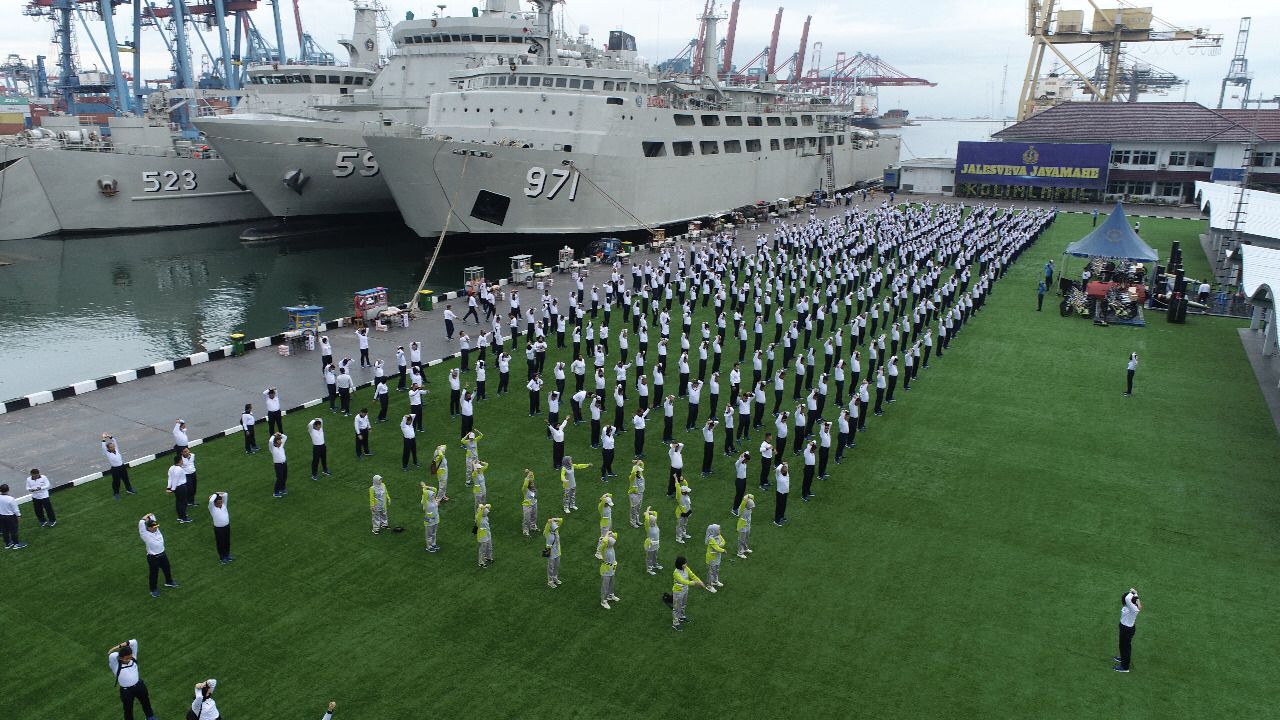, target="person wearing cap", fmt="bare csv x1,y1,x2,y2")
0,484,25,550
475,503,494,568
674,476,693,543
108,639,155,720
432,445,450,502
670,555,706,631
735,494,755,558
166,456,191,522
369,476,390,534
101,434,135,499
208,492,232,563
626,459,645,528
470,461,489,510
190,679,219,720
704,523,726,591
597,493,614,539
420,483,440,552
138,513,177,597
26,469,55,527
520,470,538,536
597,530,620,609
544,516,563,587
643,506,662,575
1115,587,1143,672
561,457,588,513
